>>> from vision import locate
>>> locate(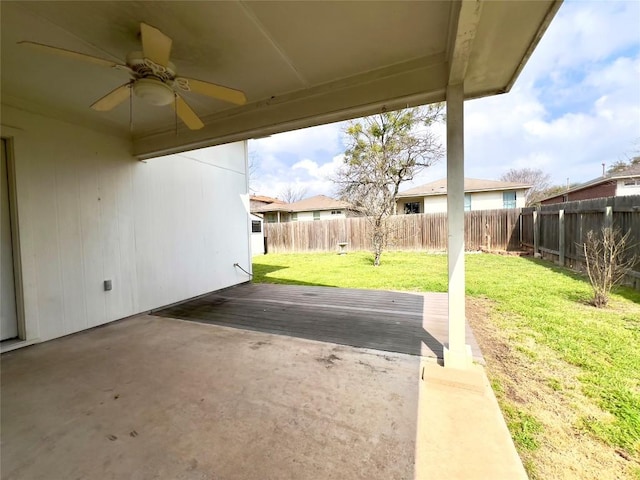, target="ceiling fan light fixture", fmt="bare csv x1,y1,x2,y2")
133,77,175,106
